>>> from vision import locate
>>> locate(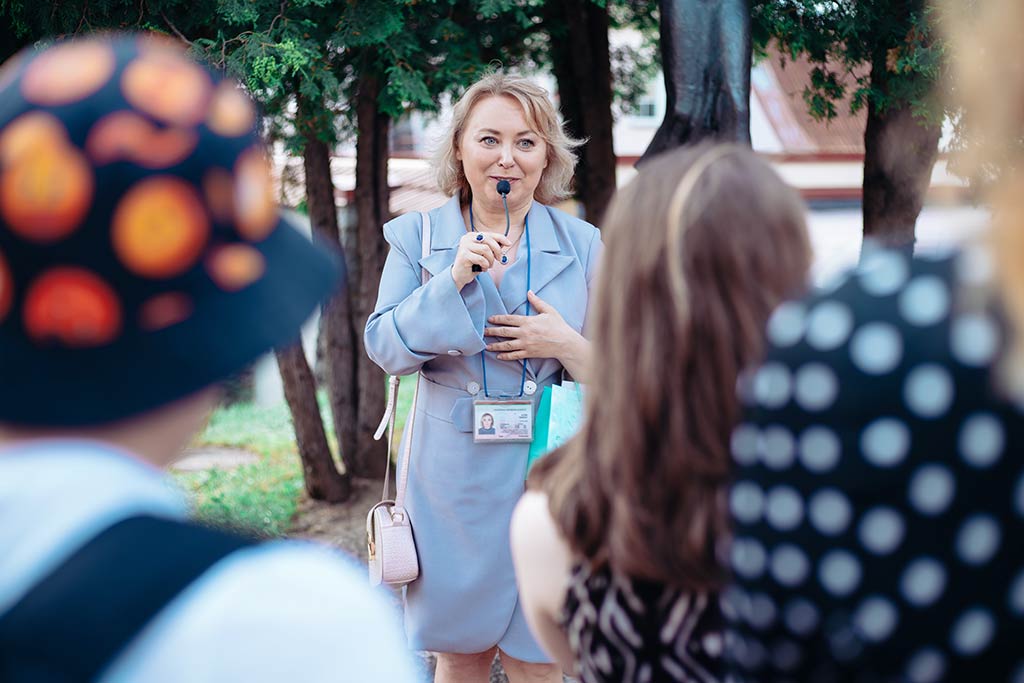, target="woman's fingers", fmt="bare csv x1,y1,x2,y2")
486,338,524,352
484,326,521,338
